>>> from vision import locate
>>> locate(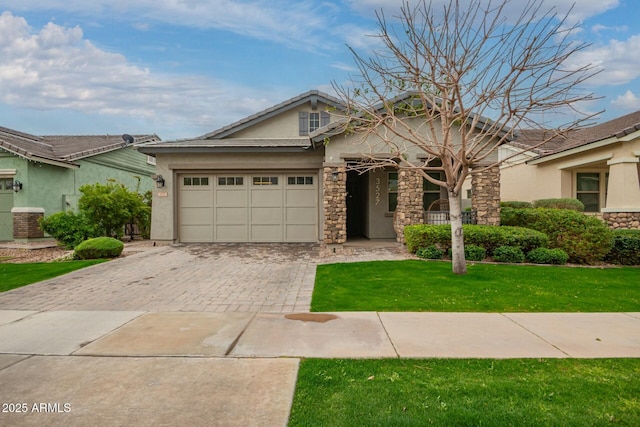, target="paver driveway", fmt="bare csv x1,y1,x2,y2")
0,243,408,312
